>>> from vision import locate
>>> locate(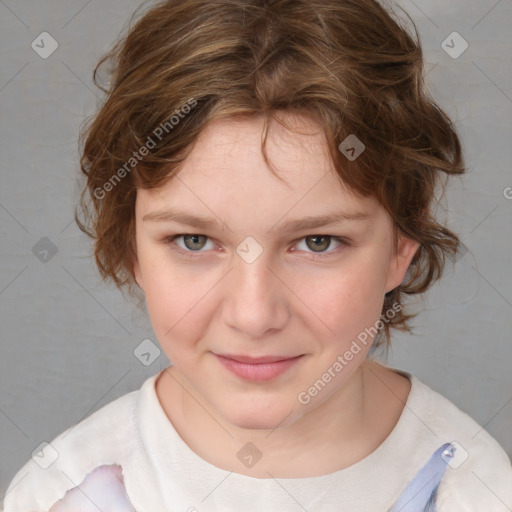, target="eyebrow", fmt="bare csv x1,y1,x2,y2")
142,207,370,234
